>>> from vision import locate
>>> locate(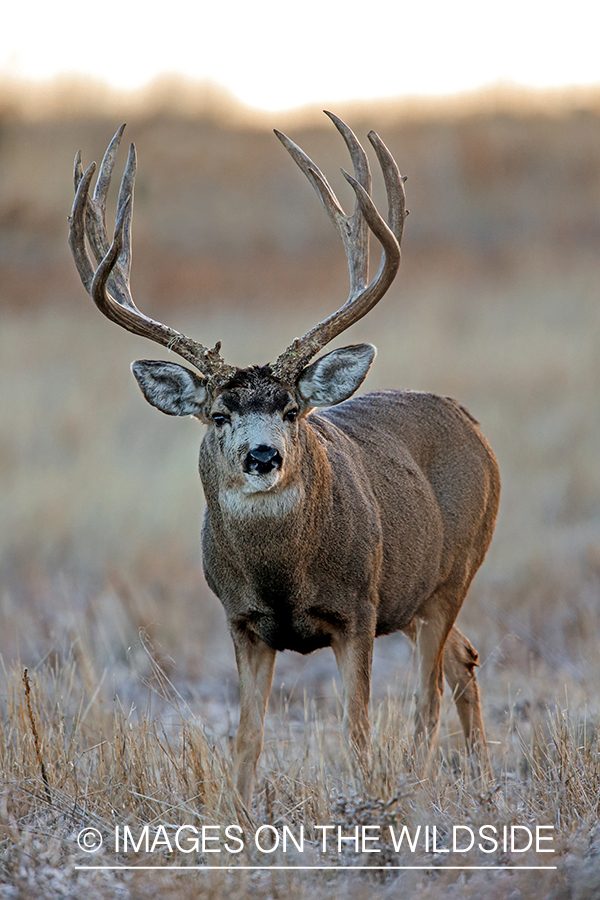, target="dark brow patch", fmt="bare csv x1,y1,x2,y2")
216,366,294,415
219,392,243,414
